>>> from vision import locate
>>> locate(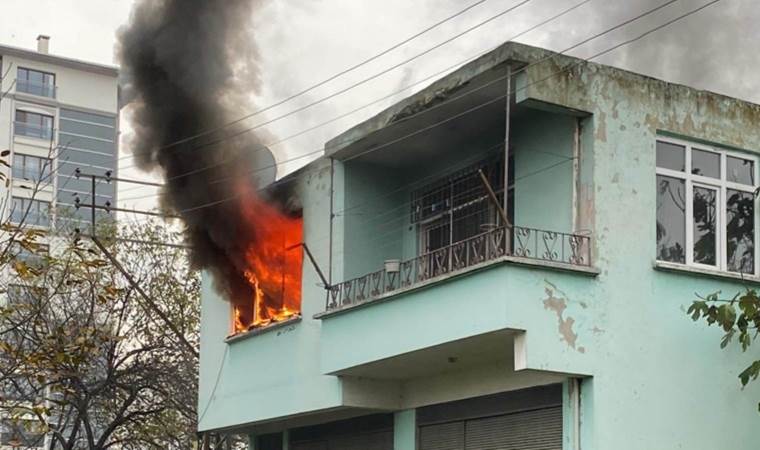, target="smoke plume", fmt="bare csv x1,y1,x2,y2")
117,0,290,309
